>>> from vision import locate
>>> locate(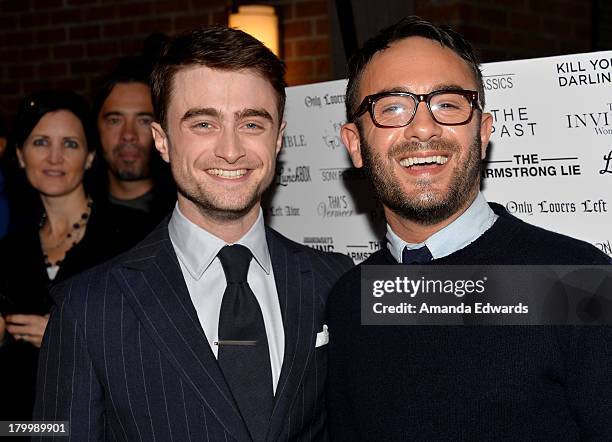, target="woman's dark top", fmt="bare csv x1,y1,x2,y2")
0,201,148,420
